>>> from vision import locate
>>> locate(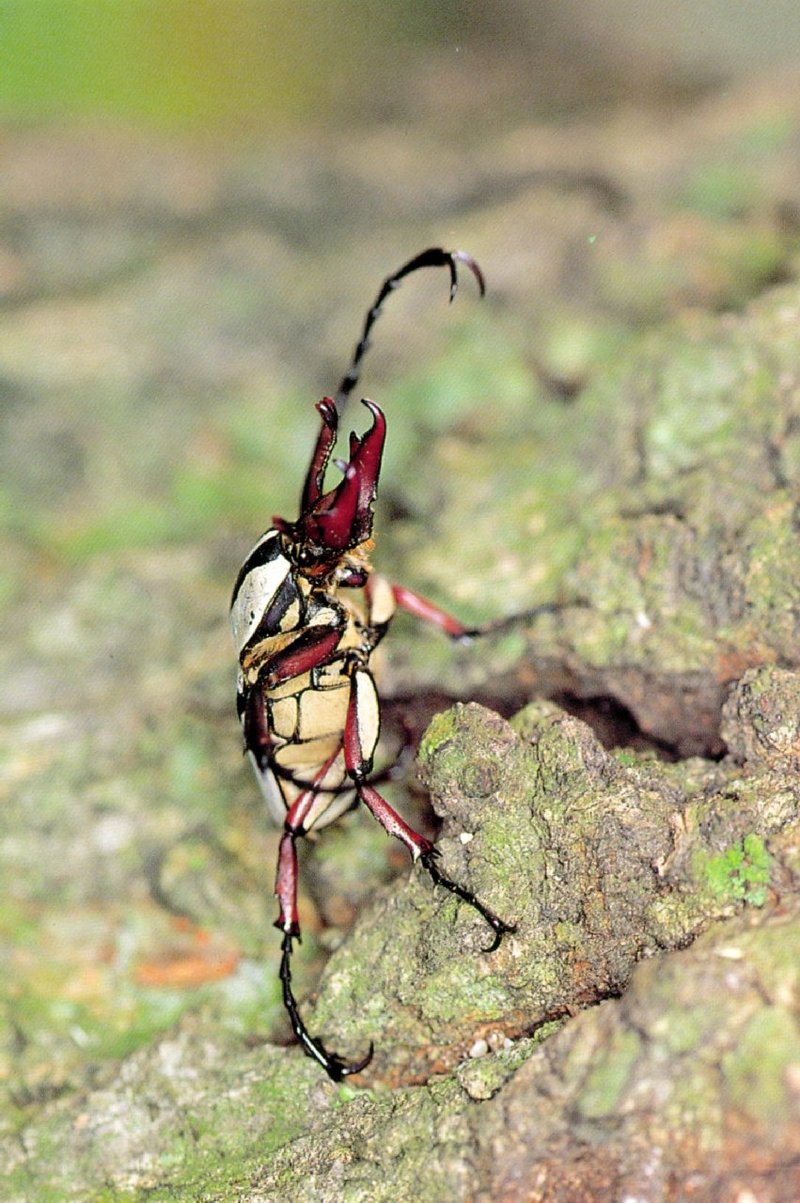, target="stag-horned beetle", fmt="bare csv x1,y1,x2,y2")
231,248,515,1079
